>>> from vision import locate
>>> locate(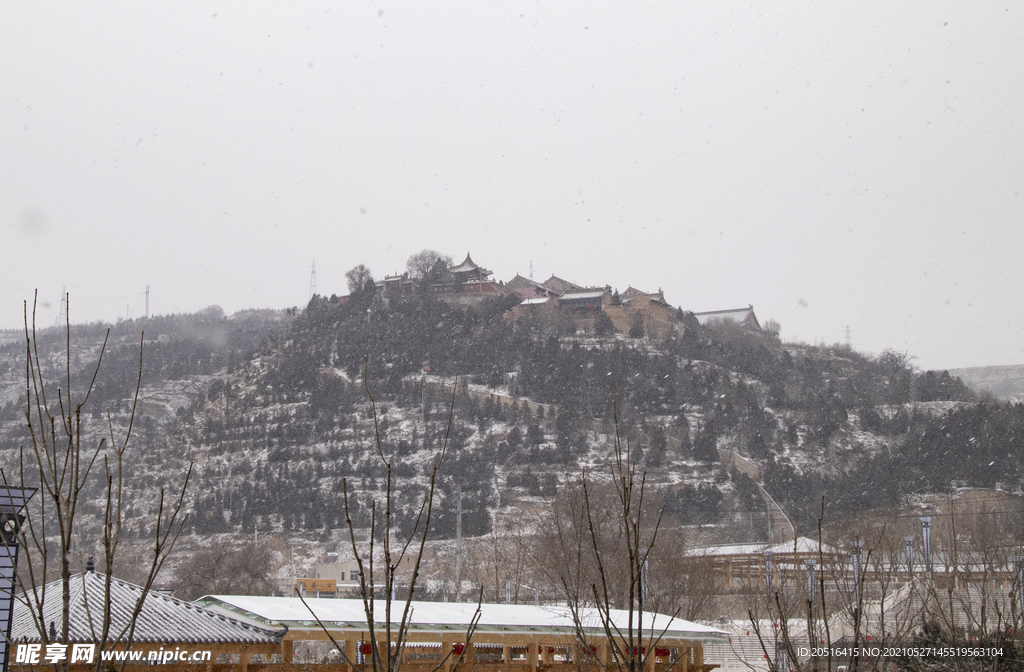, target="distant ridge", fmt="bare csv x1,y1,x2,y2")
948,364,1024,402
